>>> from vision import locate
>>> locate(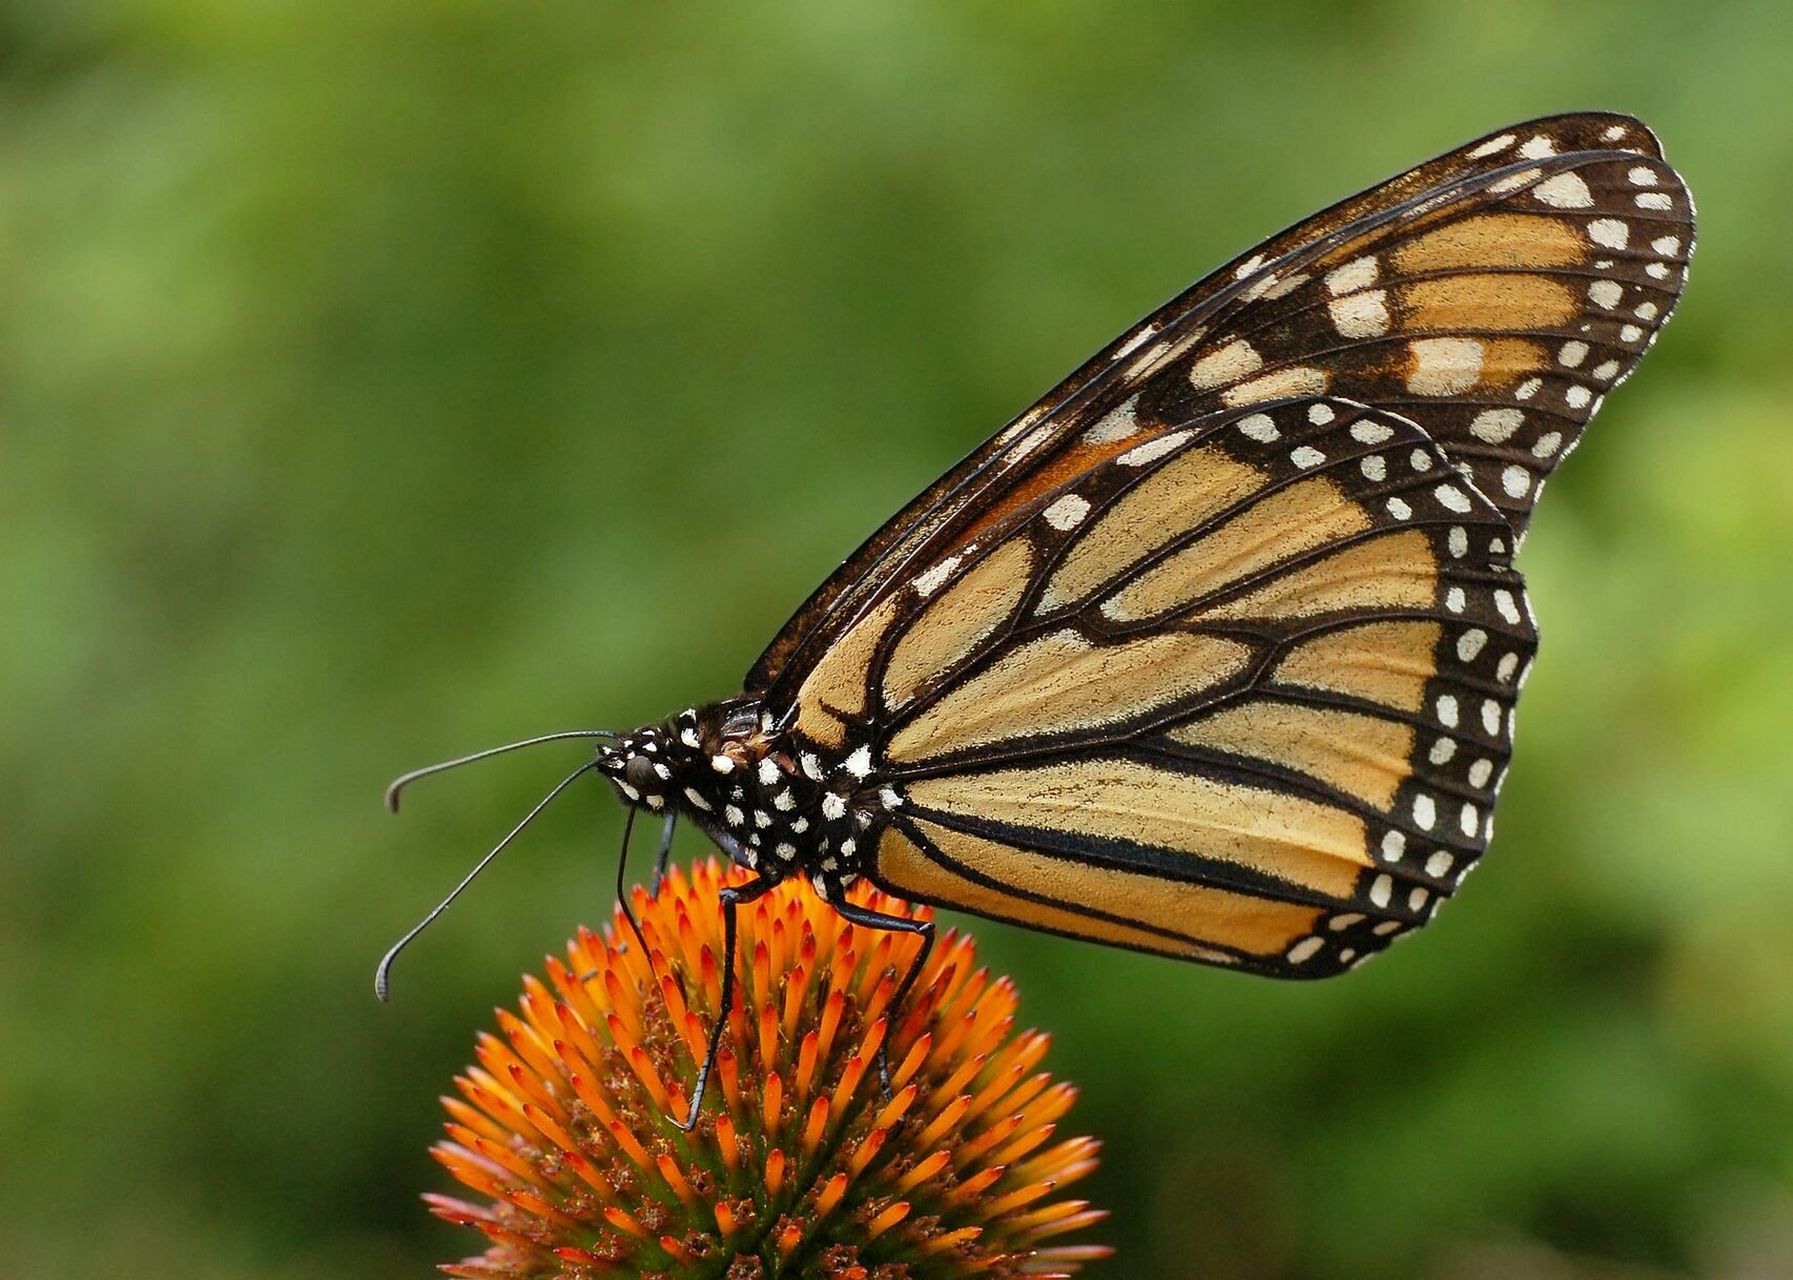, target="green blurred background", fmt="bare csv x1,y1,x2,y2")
6,2,1793,1276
